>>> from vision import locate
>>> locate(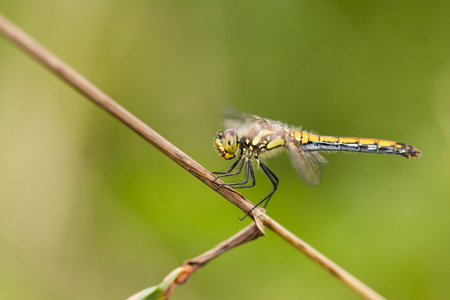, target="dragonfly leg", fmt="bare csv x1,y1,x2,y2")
213,158,255,191
239,160,278,220
230,159,256,189
258,161,279,208
213,156,245,182
212,156,243,176
213,155,249,190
